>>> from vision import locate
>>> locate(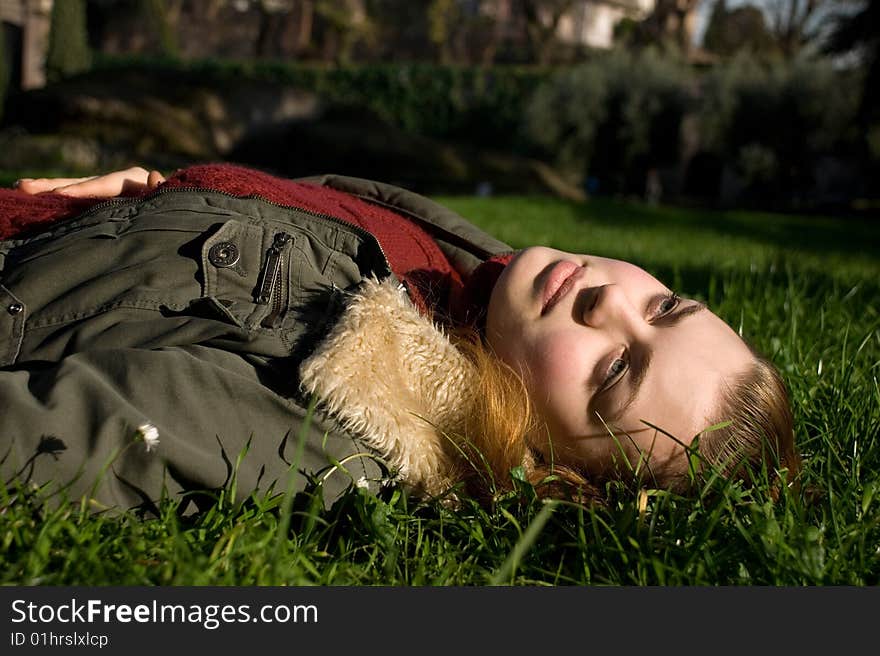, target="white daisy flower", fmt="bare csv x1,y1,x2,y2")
356,476,370,490
137,423,160,453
